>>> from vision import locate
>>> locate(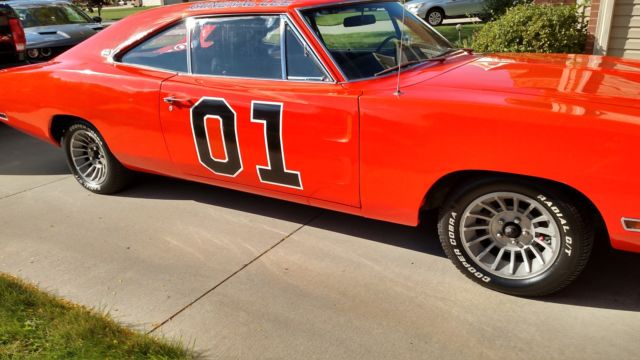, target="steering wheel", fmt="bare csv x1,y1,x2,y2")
375,35,400,53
